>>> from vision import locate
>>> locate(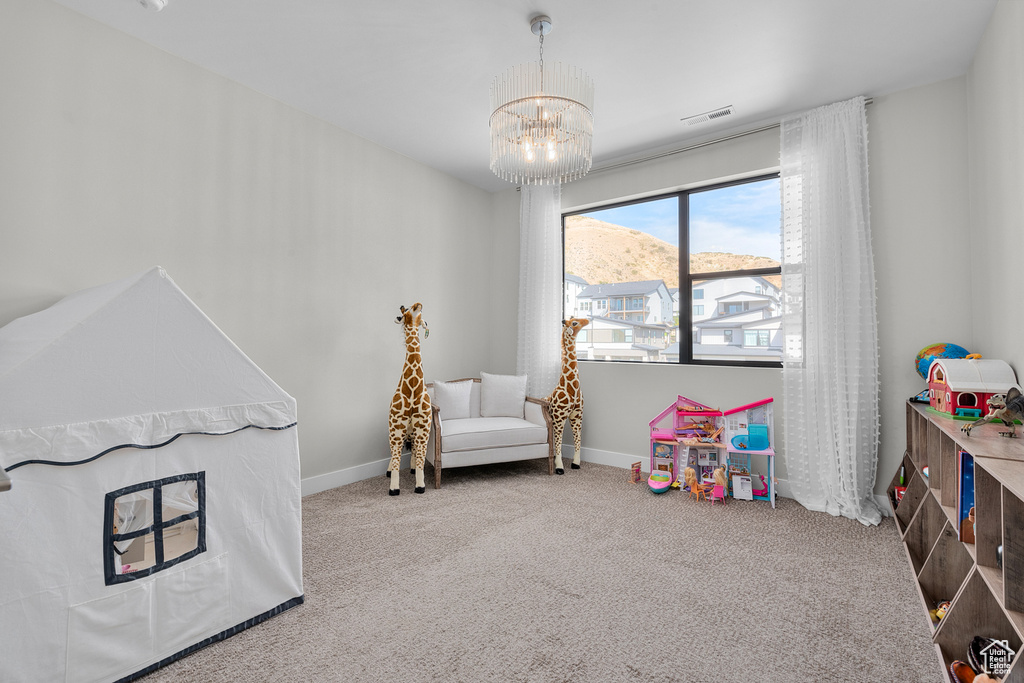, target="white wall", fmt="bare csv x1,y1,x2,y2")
557,129,789,480
868,77,972,494
4,0,1014,502
541,80,973,496
0,0,510,491
968,0,1024,371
